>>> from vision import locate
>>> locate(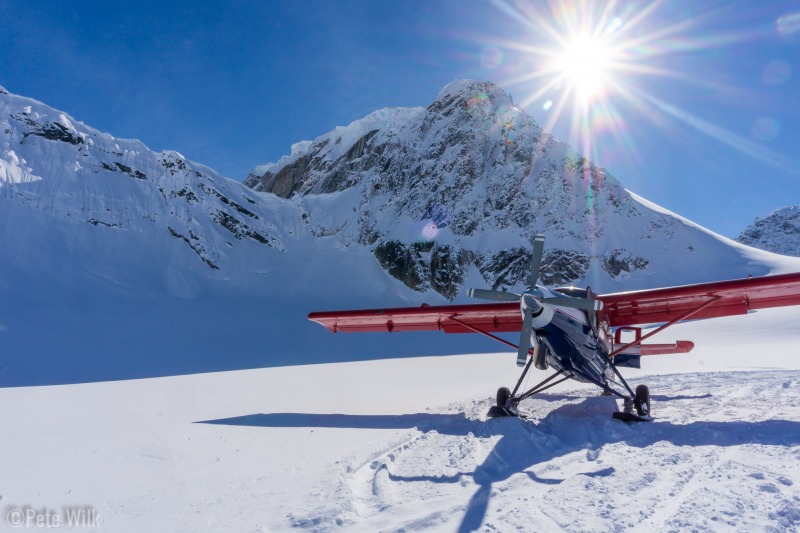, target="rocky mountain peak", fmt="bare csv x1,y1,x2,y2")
242,80,775,299
428,79,516,116
736,206,800,256
242,80,536,201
